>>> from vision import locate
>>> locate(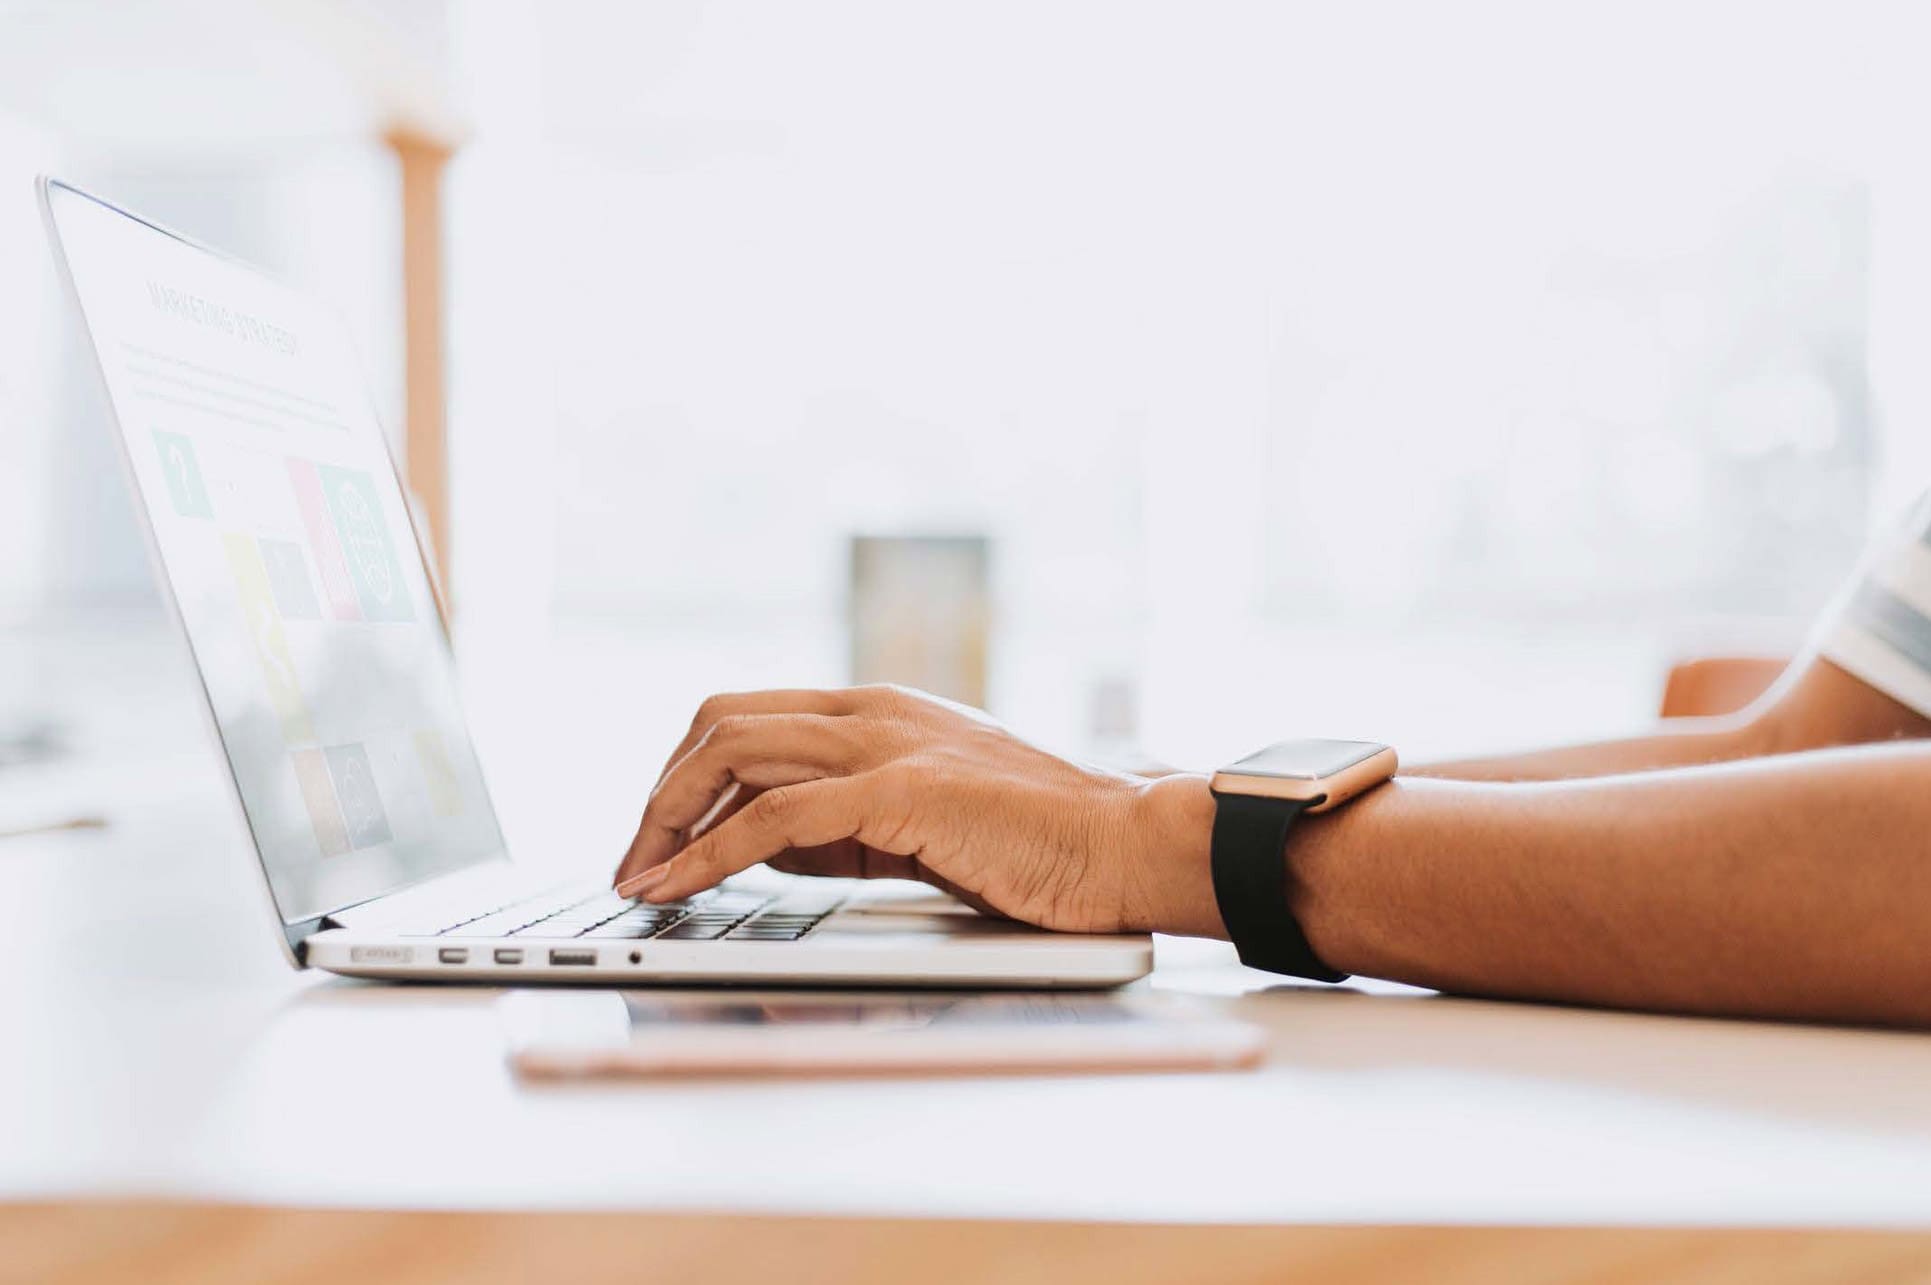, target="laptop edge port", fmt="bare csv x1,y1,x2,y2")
493,948,524,965
549,948,596,966
437,947,468,965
